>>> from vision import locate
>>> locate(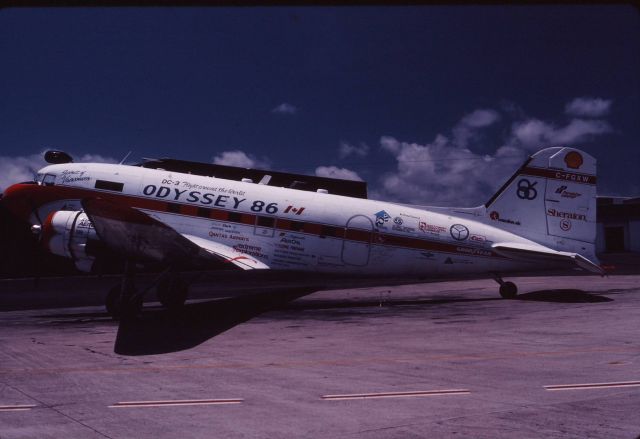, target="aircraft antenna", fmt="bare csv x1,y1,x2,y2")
119,151,133,165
